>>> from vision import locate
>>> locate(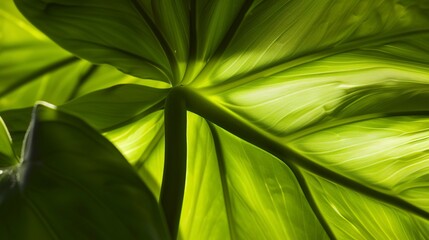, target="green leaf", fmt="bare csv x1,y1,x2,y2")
301,170,429,239
179,113,328,239
186,88,429,237
8,0,429,239
0,117,17,167
14,0,179,84
0,103,170,239
103,110,165,197
60,84,168,130
0,0,162,111
0,0,169,157
290,116,429,212
0,0,78,109
208,45,429,136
